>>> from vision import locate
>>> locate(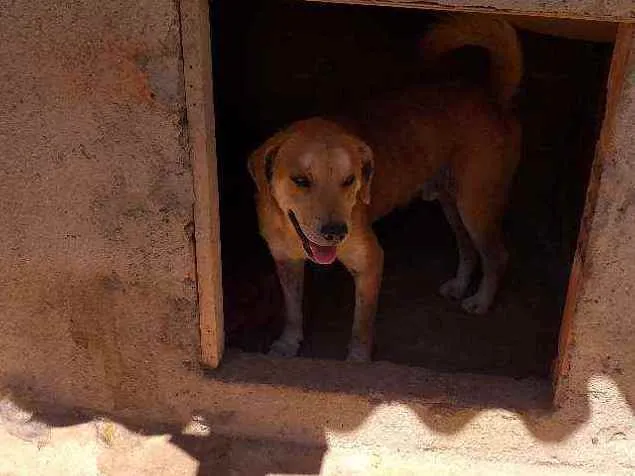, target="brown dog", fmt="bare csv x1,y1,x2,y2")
248,14,523,362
